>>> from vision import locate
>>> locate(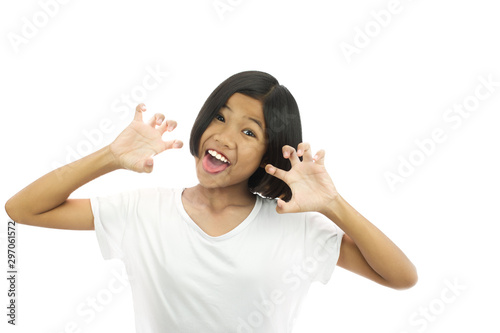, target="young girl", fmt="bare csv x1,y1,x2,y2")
5,71,417,332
